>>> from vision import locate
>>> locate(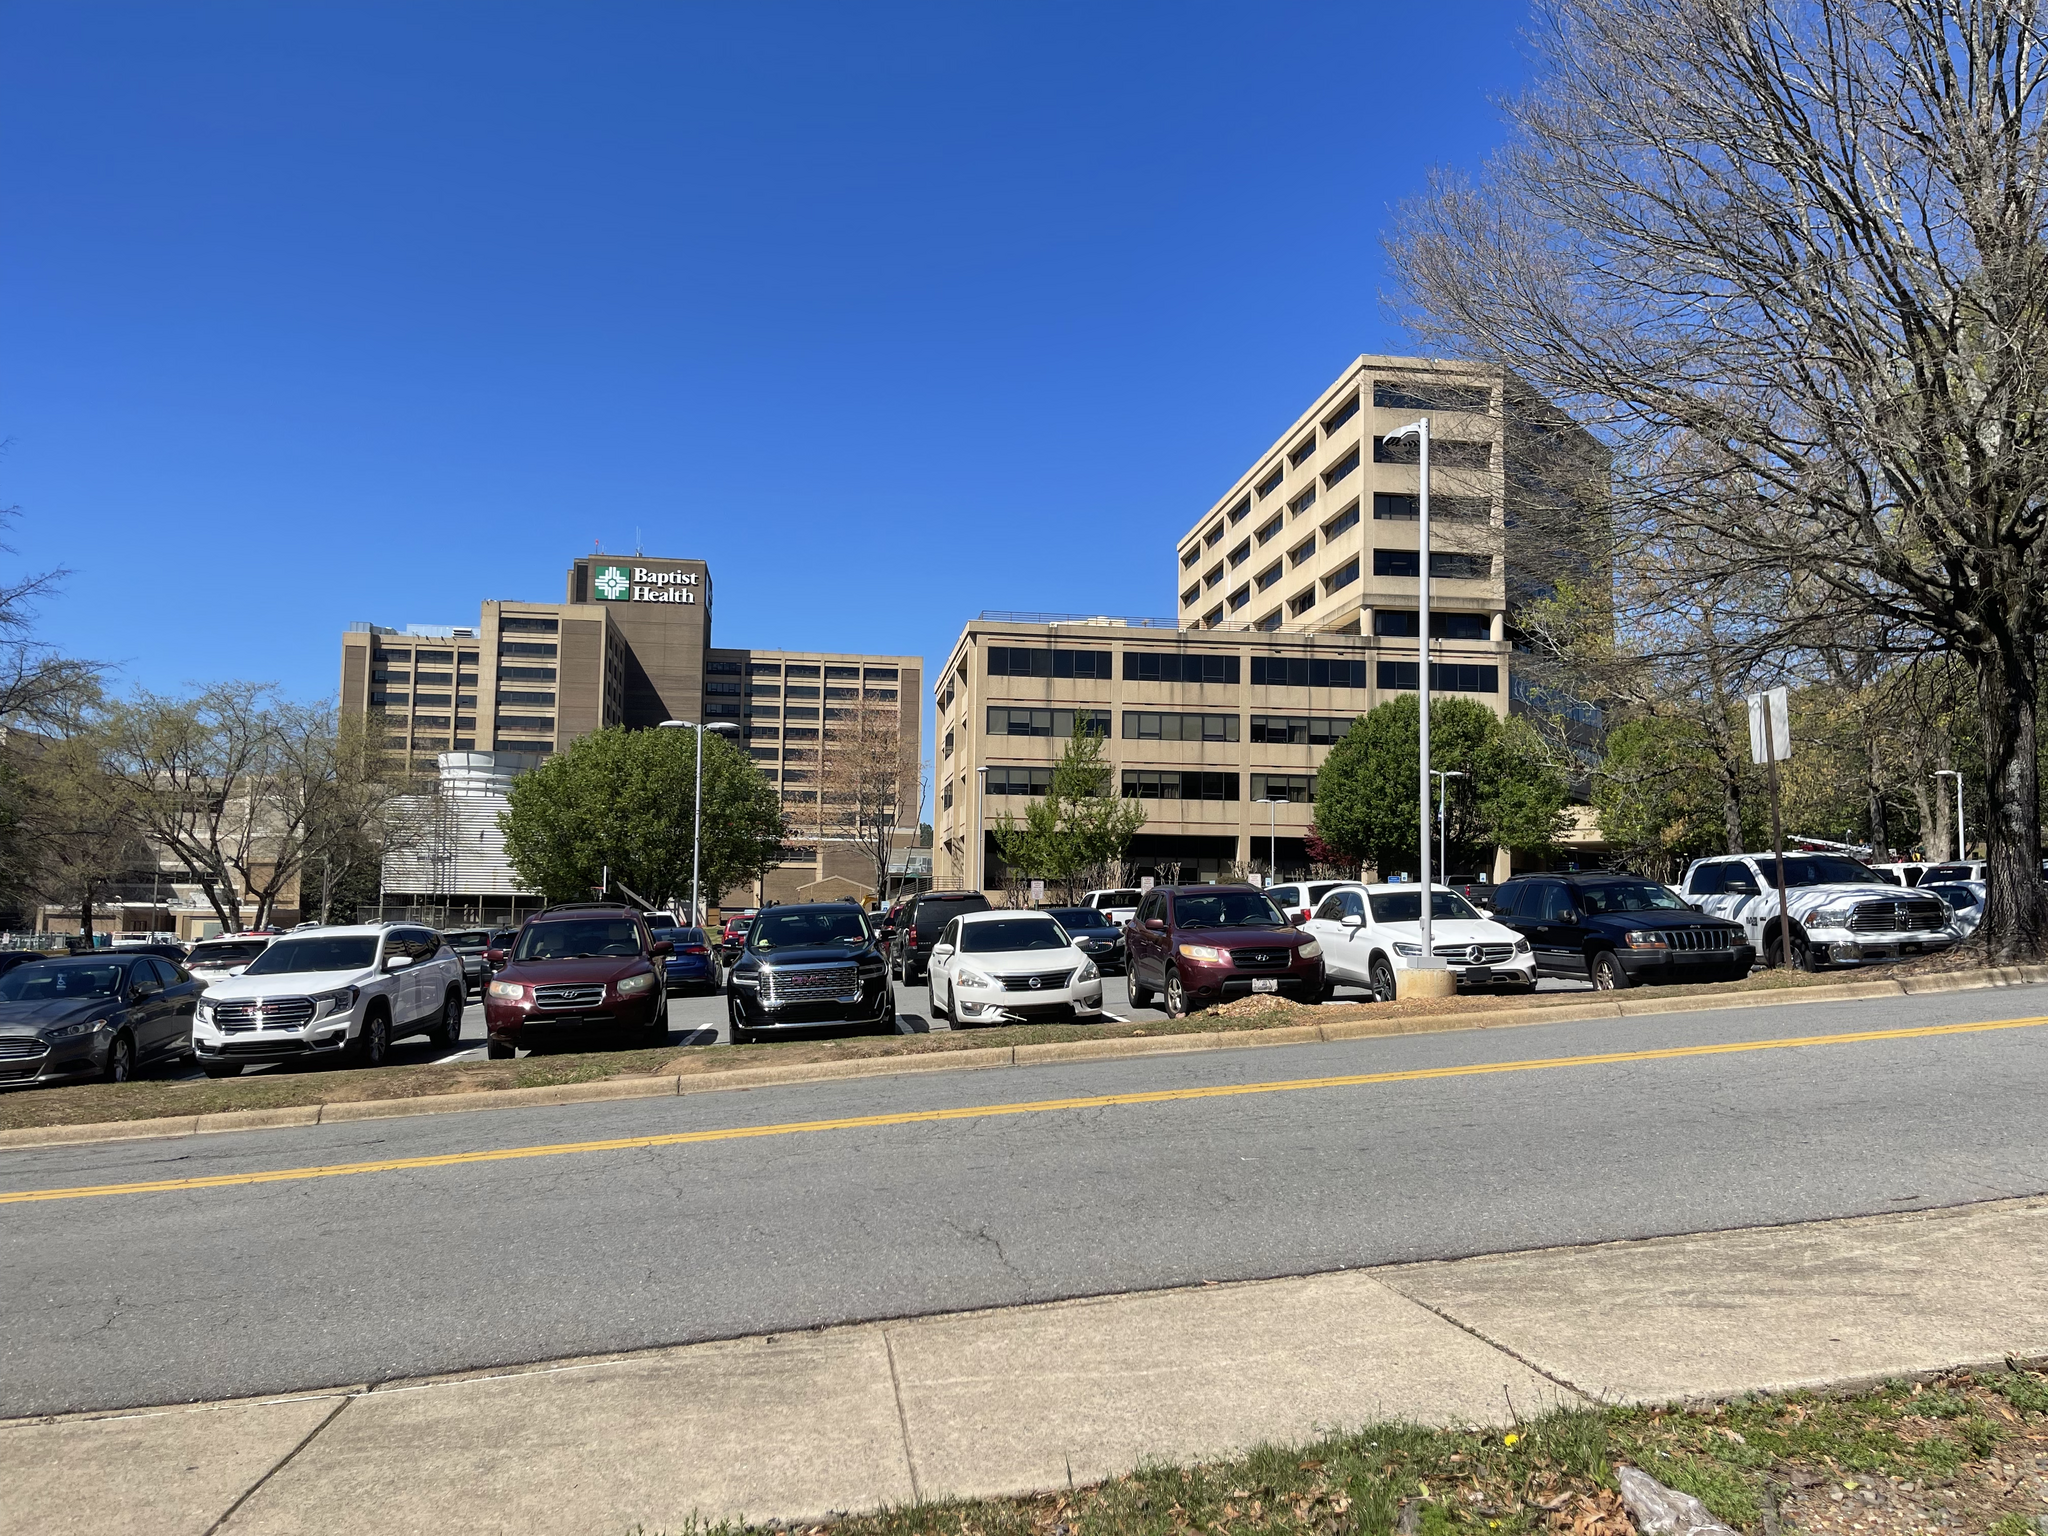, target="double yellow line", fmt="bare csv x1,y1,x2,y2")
3,1014,2041,1206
